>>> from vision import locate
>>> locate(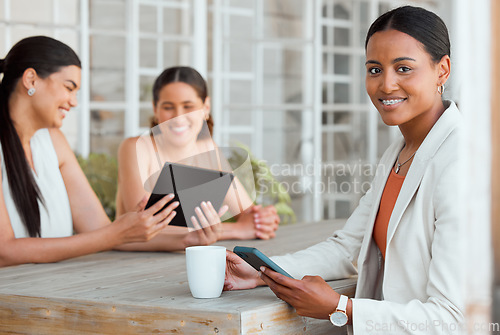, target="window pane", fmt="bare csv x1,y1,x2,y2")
140,38,157,68
140,107,154,128
163,42,191,67
90,0,126,30
334,27,350,46
263,48,303,104
90,69,125,101
163,8,190,35
334,54,350,75
139,75,156,103
261,110,303,164
227,109,252,126
225,15,253,39
11,0,52,24
58,0,79,26
90,109,124,156
91,35,126,68
334,83,350,103
333,2,351,20
263,0,304,39
140,5,157,33
226,42,252,72
225,80,252,104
